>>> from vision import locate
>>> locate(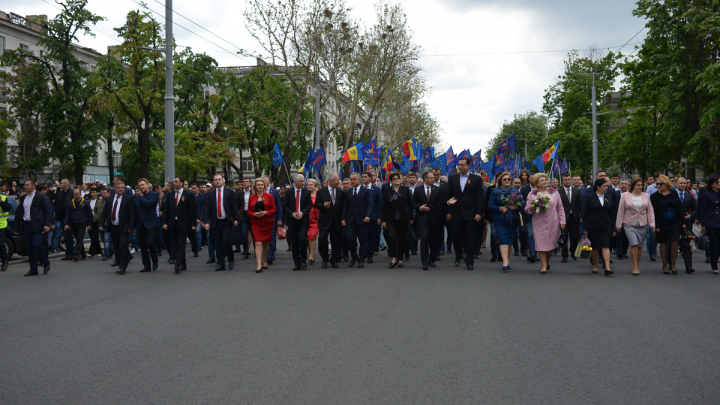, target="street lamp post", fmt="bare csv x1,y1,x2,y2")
140,0,174,184
313,82,341,152
567,71,601,179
